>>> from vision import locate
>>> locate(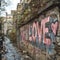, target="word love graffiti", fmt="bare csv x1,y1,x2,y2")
21,16,59,45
